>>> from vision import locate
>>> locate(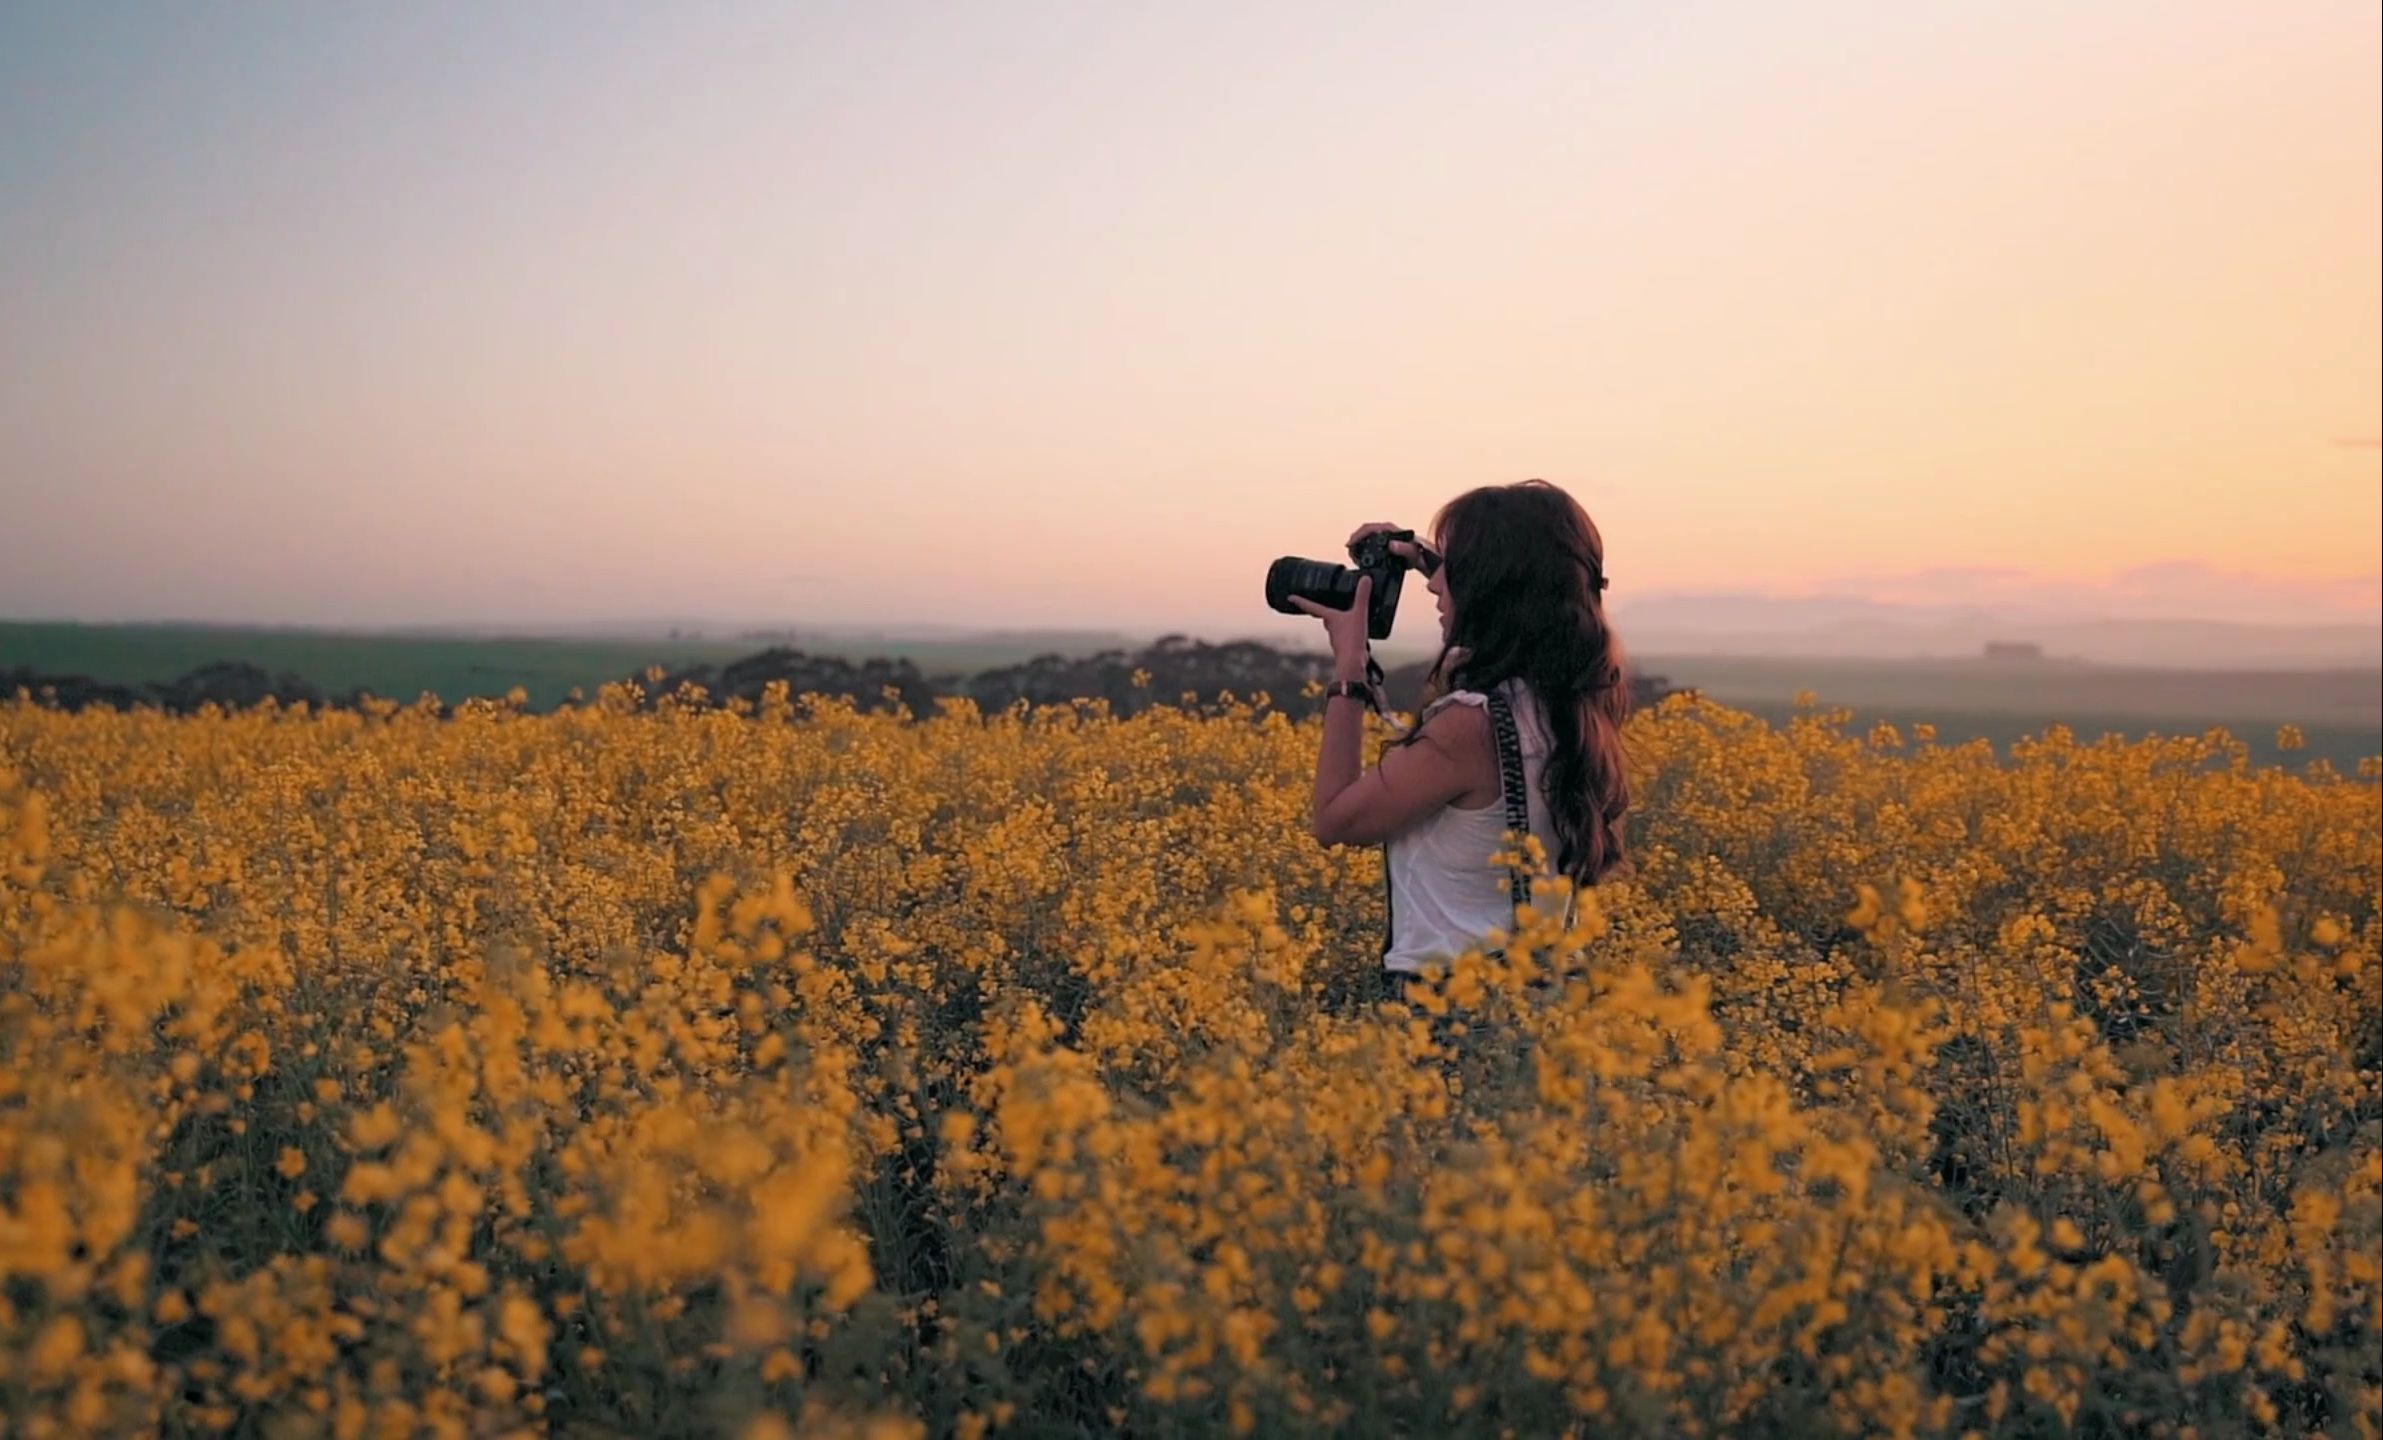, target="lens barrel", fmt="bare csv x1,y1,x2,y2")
1265,551,1406,640
1265,557,1360,615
